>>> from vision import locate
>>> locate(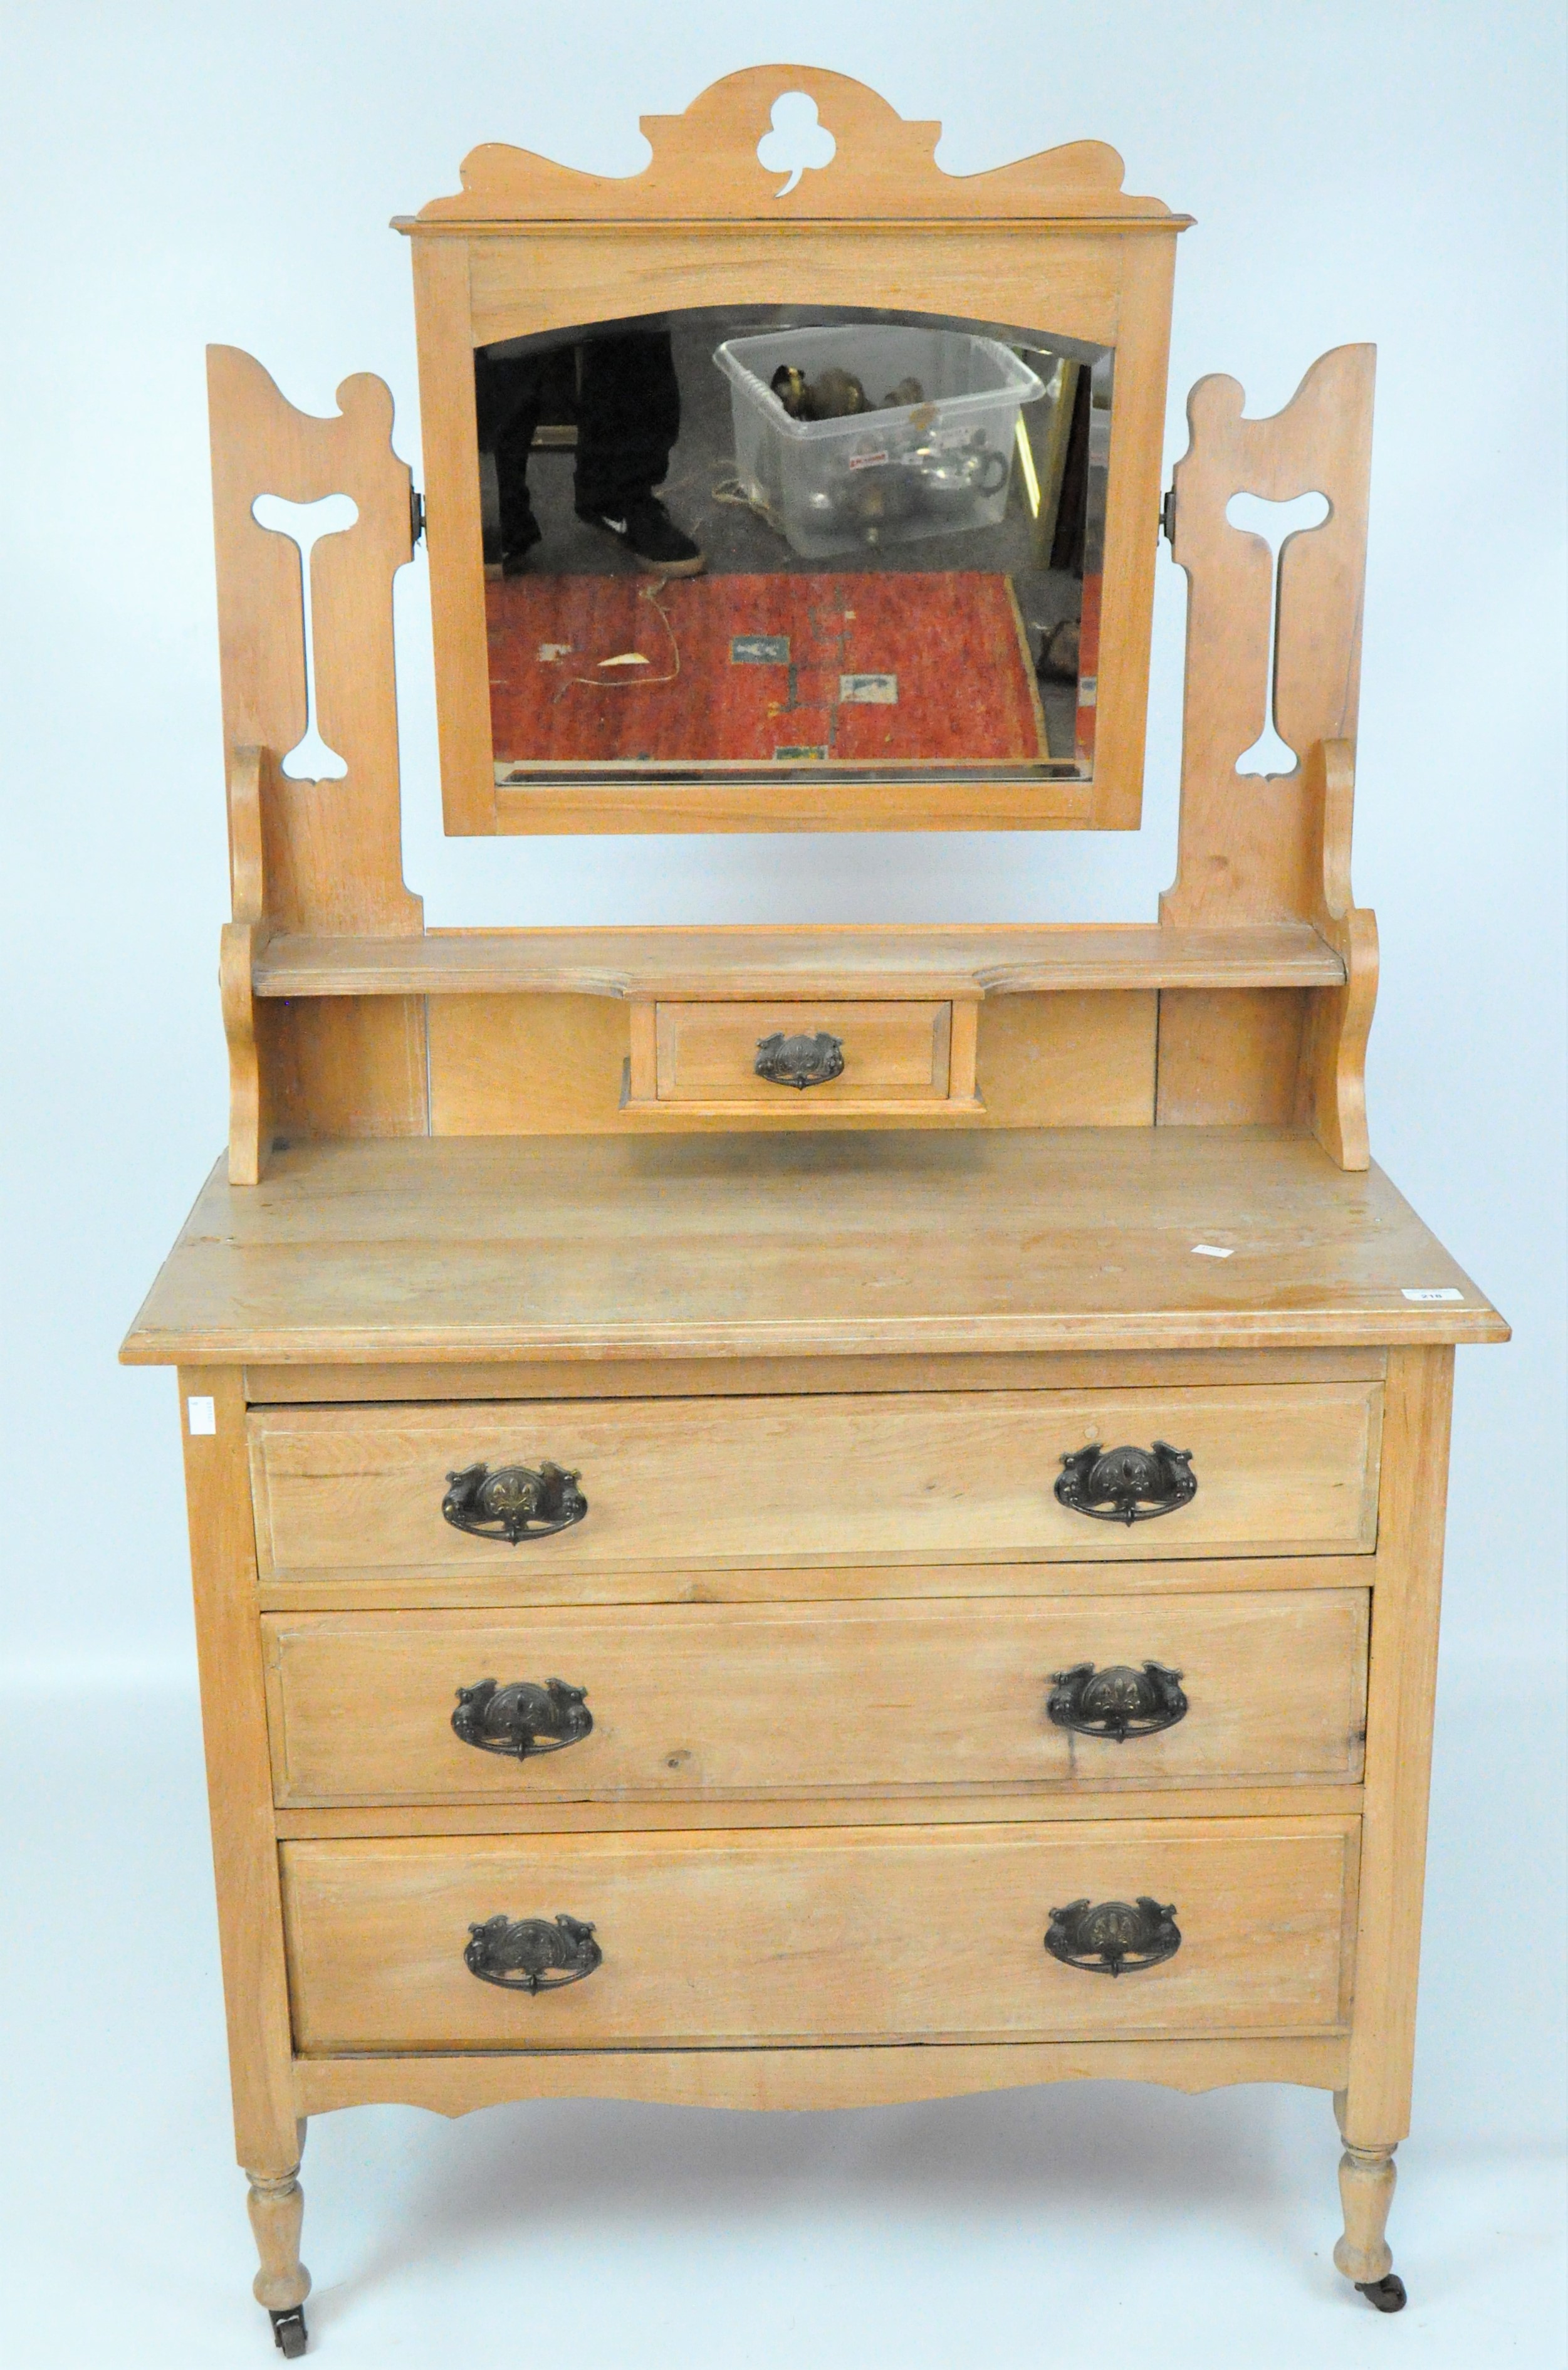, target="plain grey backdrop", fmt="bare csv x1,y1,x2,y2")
2,4,1563,2362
